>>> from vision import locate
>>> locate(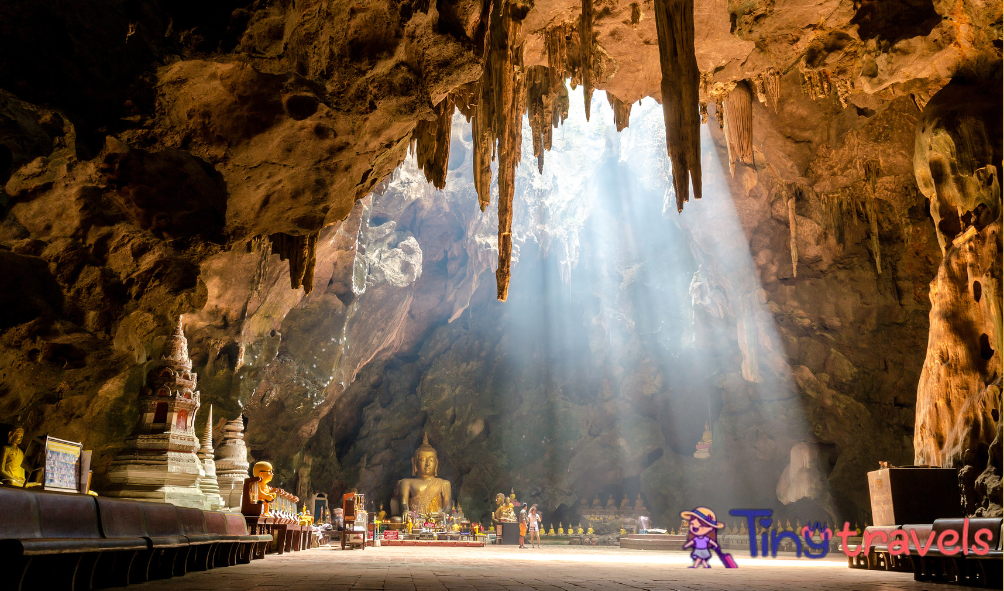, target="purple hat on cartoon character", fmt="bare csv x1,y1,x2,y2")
681,507,725,530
